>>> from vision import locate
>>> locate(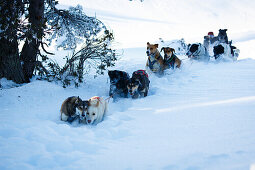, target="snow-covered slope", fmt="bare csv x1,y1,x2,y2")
1,47,255,169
